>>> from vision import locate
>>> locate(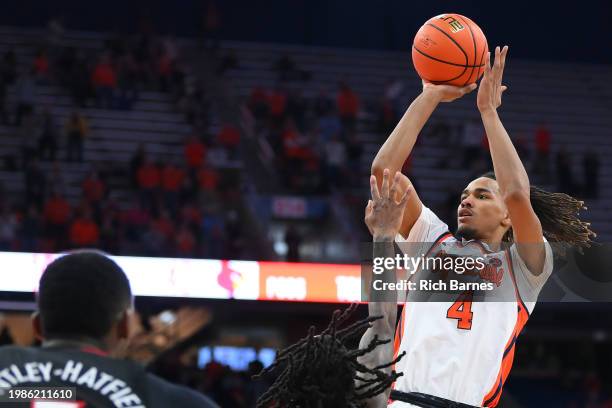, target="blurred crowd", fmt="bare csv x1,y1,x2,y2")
246,55,363,194
0,16,252,259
